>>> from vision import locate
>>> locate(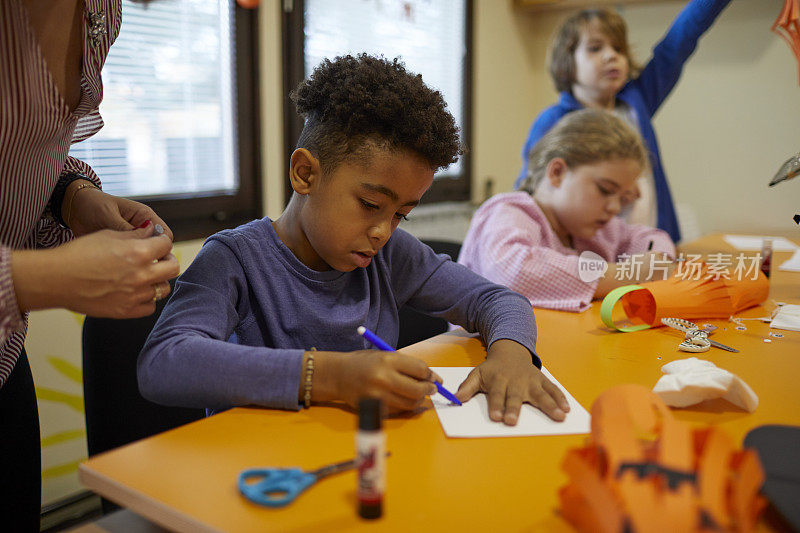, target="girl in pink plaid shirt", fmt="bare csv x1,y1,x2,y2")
459,110,675,312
